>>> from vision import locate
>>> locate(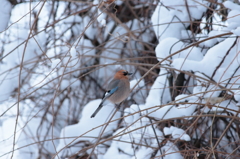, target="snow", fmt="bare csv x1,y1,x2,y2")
151,0,208,40
0,0,11,32
155,37,203,62
224,1,240,10
131,147,152,159
224,1,240,36
100,19,106,27
115,0,123,5
172,37,239,78
204,30,219,47
226,10,240,29
51,59,61,69
70,47,77,58
231,27,240,36
97,10,106,26
151,5,184,40
167,126,191,141
175,94,198,102
129,79,146,104
95,1,107,27
0,117,20,158
130,79,144,89
16,111,59,159
145,68,171,107
0,2,46,102
104,117,164,159
158,141,183,159
56,100,120,157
